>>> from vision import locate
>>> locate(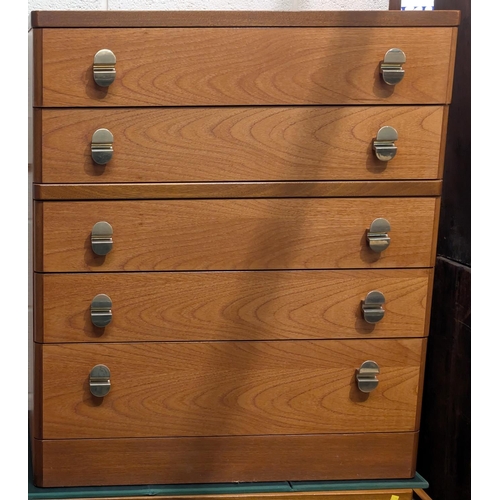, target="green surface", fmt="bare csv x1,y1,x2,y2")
289,472,428,491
